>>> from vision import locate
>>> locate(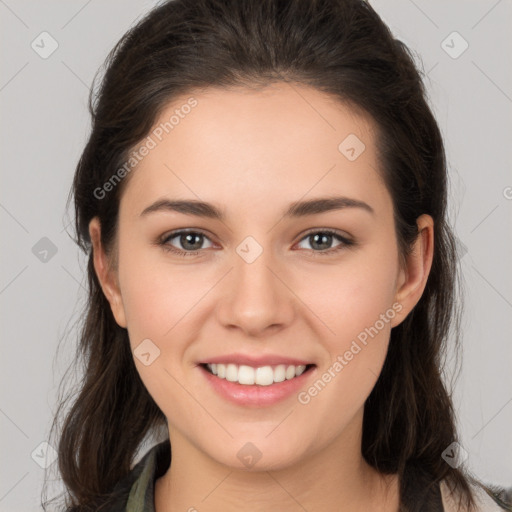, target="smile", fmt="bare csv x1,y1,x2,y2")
199,362,317,407
203,363,313,386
